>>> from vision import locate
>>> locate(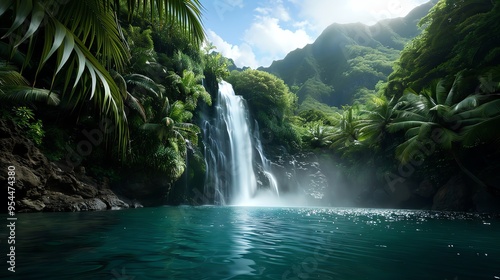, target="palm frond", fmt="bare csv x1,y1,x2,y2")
394,135,421,164
124,73,165,98
0,86,60,106
0,63,27,86
435,79,448,105
121,0,205,45
452,95,482,113
387,120,428,133
125,92,147,122
0,61,60,105
1,1,130,153
56,0,130,71
461,116,500,146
